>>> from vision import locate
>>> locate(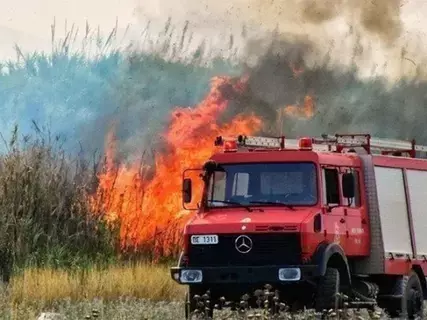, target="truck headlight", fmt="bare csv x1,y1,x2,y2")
180,269,203,283
278,268,301,281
